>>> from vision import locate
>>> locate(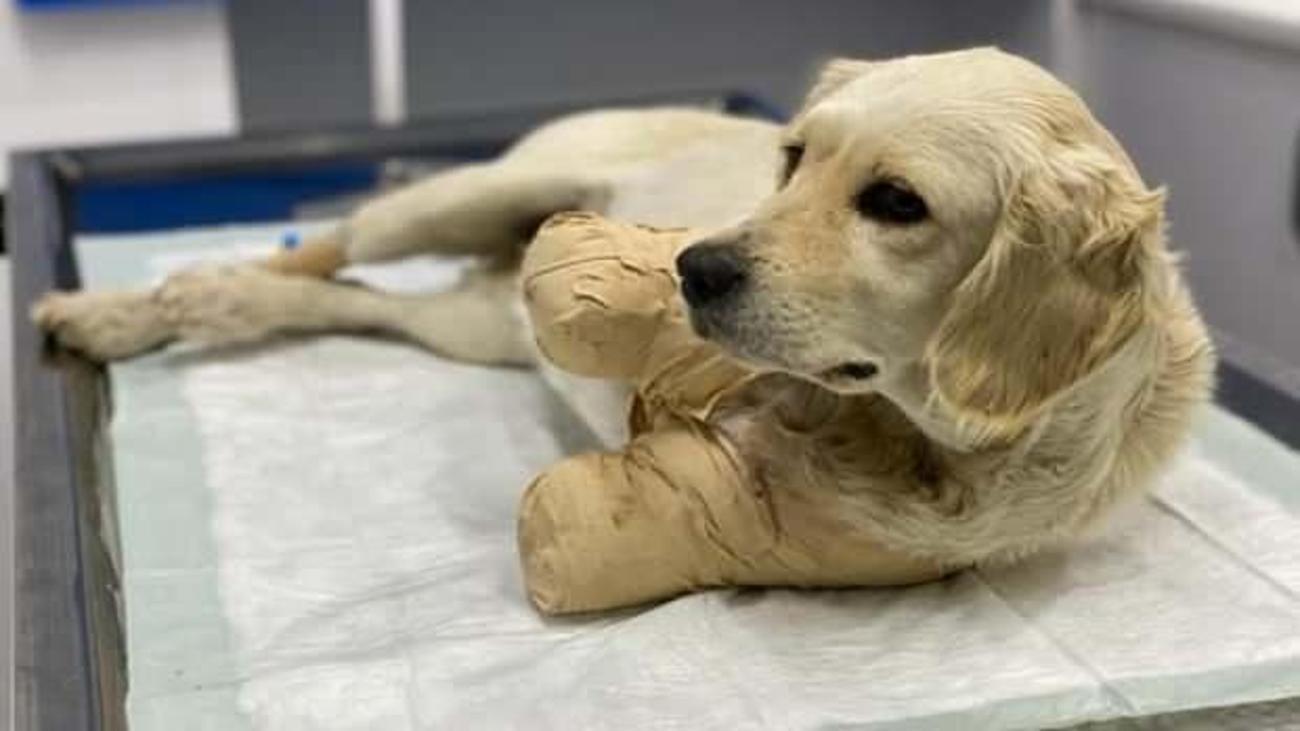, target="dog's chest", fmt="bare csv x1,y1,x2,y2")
712,377,935,493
